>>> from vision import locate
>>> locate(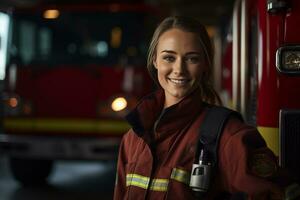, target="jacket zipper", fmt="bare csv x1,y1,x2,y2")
144,145,156,200
144,111,165,199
